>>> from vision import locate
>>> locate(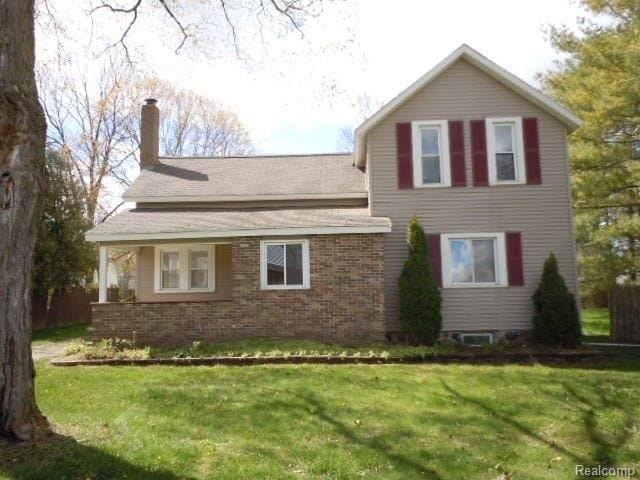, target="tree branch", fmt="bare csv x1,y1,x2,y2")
157,0,191,53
